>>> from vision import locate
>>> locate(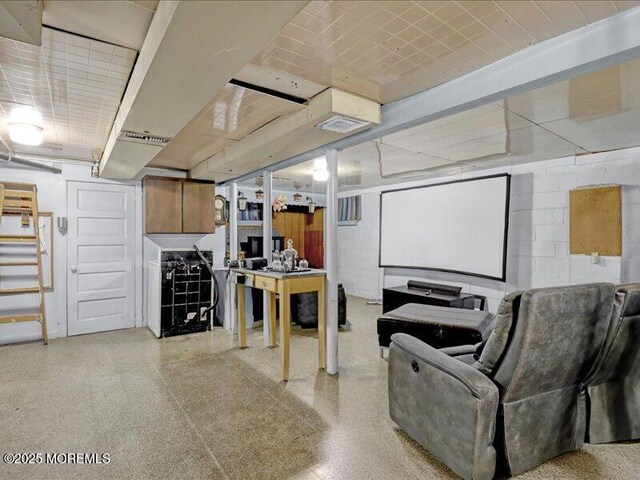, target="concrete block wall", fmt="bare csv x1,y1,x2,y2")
337,146,640,312
337,192,381,298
